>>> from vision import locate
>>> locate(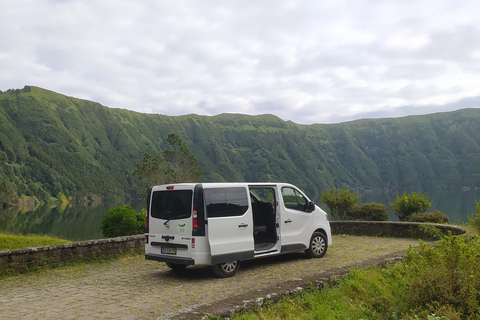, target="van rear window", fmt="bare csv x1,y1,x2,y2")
205,187,248,218
151,190,192,220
